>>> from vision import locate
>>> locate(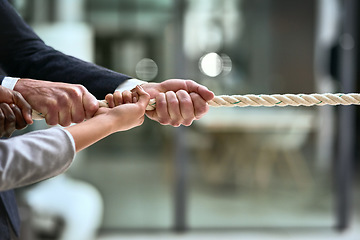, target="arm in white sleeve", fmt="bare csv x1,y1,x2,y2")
0,127,76,191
